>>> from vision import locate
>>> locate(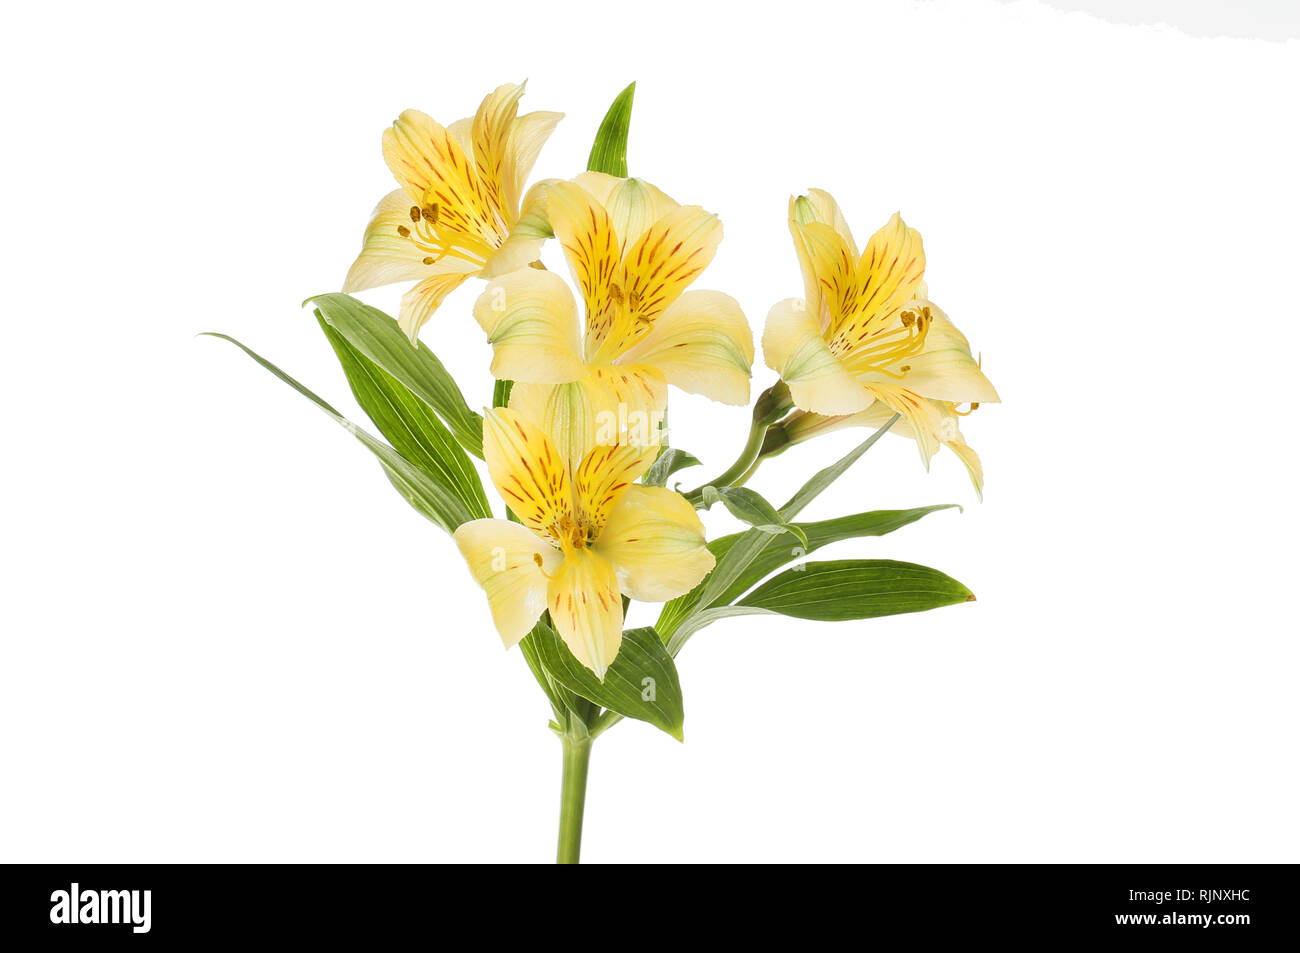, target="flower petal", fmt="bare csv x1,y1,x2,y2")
592,174,681,249
473,270,586,384
763,298,872,415
453,518,562,646
594,486,715,602
893,302,1000,404
508,364,667,469
504,109,563,218
343,189,438,293
546,179,621,351
481,407,573,537
617,290,753,405
573,441,660,535
607,203,722,359
397,262,478,343
382,108,499,241
547,548,624,679
827,212,925,351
